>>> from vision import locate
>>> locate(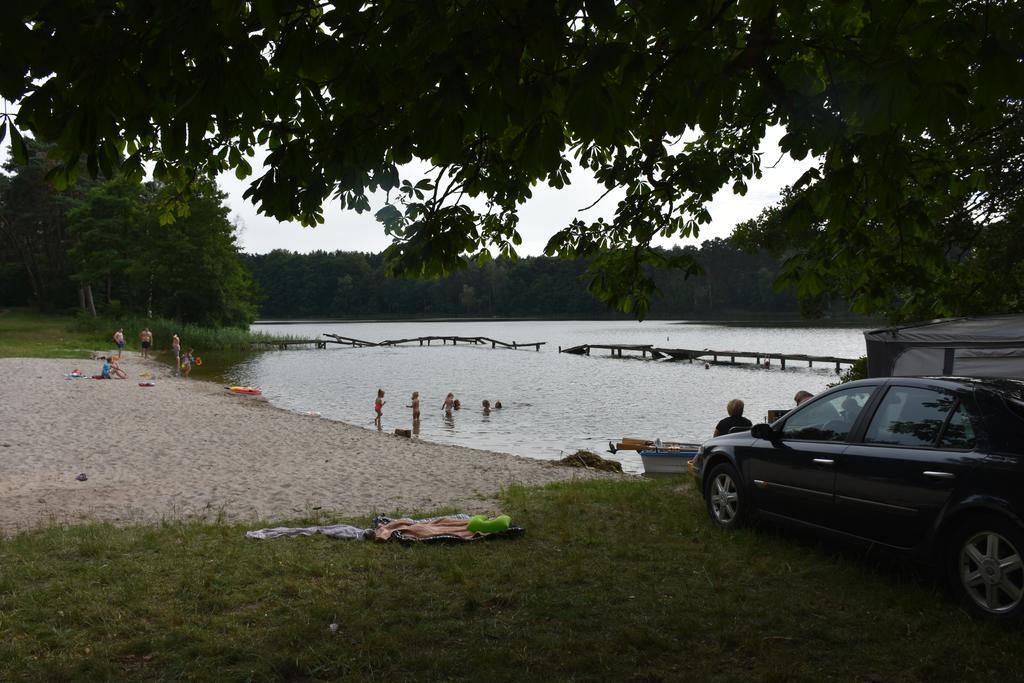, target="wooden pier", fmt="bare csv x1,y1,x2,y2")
259,334,547,352
559,343,666,359
250,339,331,350
560,343,857,371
